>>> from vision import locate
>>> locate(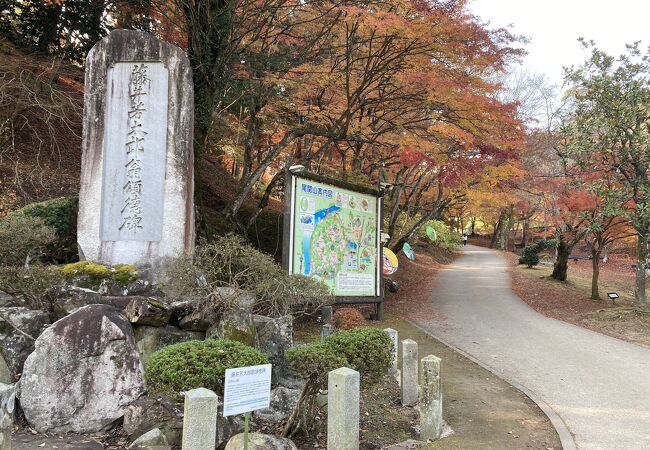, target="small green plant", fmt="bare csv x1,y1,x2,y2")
61,261,139,285
519,245,540,268
323,327,392,384
519,239,556,268
145,339,268,397
0,215,56,266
